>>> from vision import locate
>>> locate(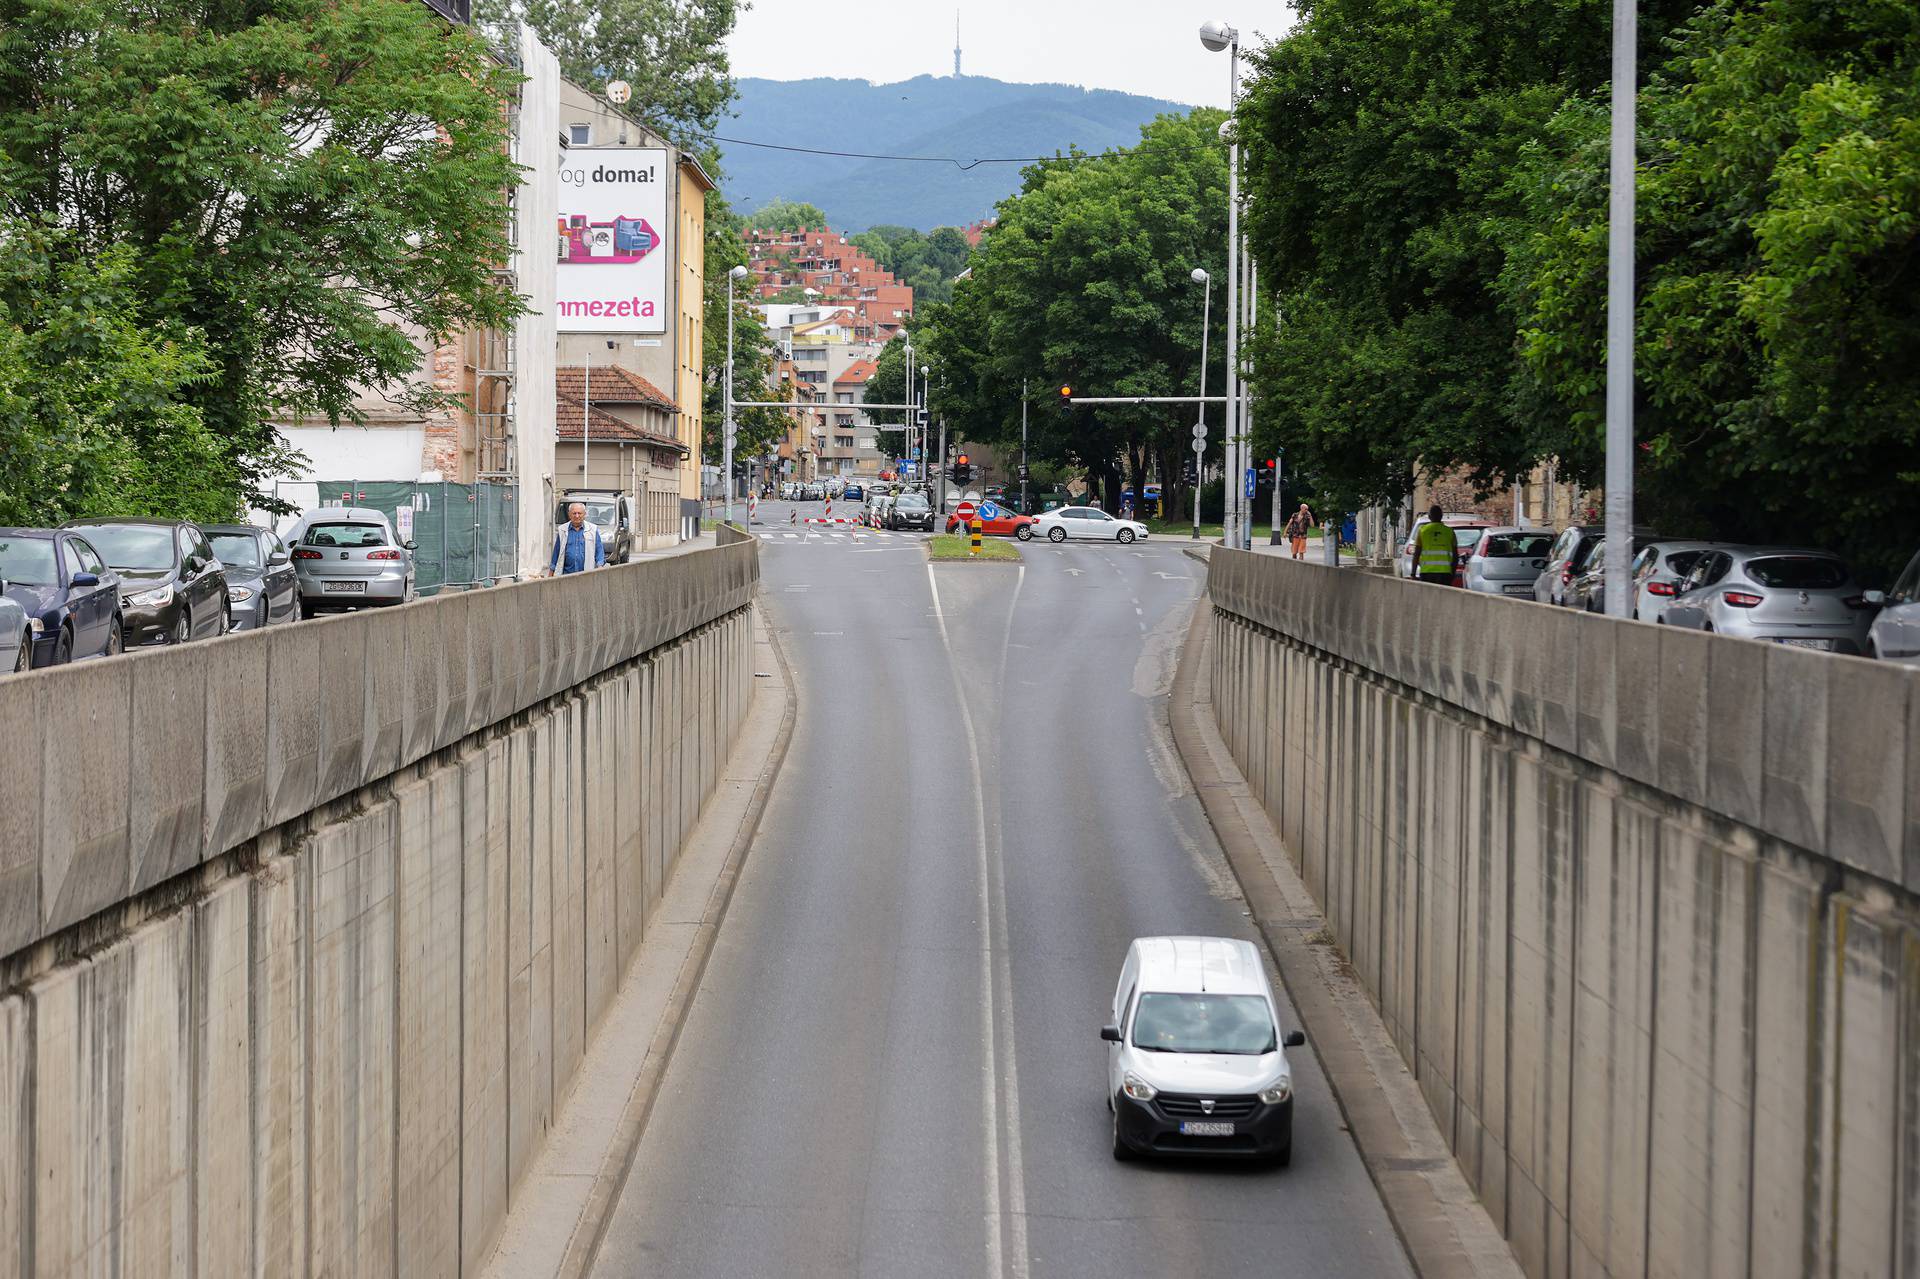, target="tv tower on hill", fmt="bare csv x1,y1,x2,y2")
953,10,962,77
